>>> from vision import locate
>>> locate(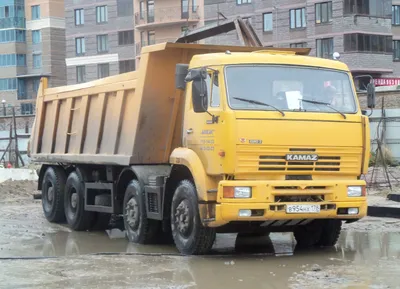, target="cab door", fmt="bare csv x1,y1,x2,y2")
182,71,224,175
